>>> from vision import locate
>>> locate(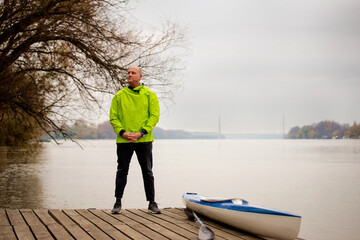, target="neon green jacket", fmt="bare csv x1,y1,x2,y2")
110,85,160,143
